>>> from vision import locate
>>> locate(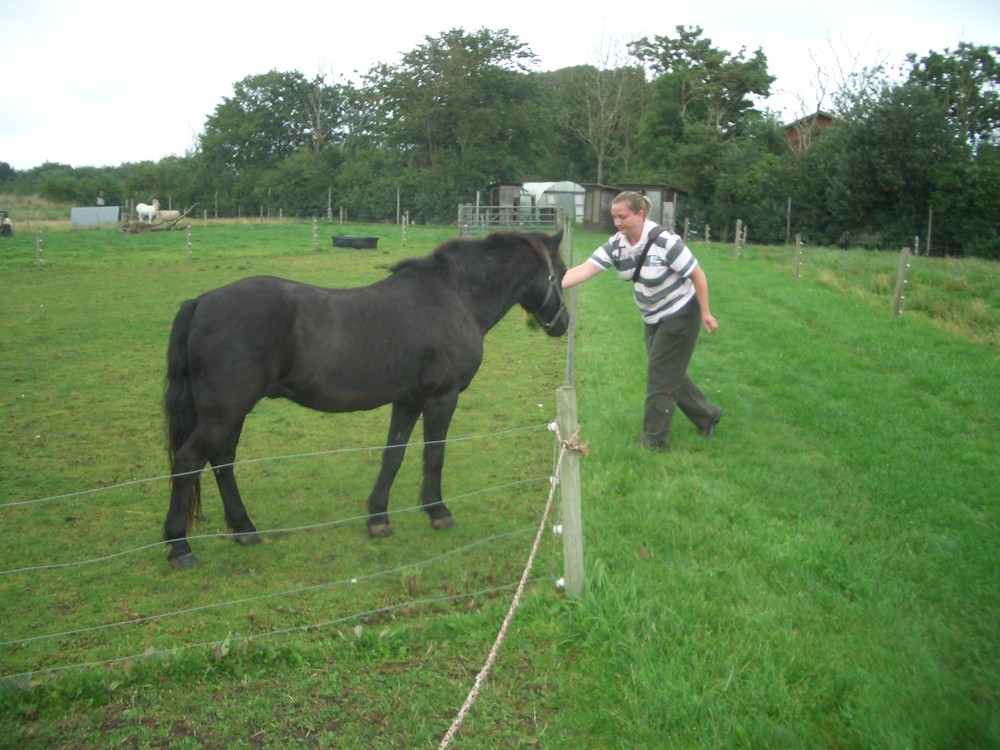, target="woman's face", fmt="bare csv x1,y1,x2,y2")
611,202,645,239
